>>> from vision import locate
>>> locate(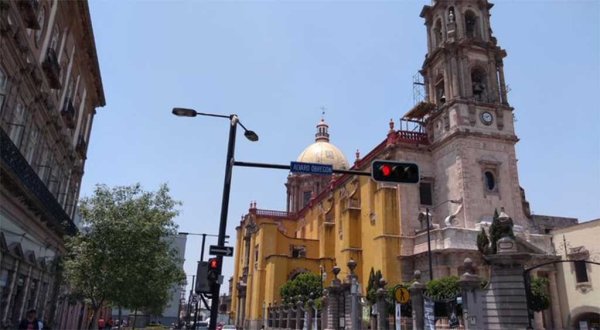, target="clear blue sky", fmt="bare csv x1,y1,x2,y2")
83,0,599,294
